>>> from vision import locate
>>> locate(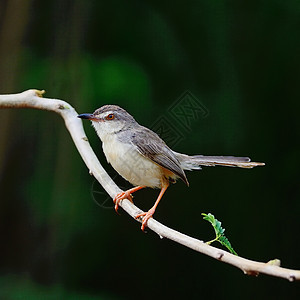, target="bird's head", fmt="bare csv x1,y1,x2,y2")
78,105,137,140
